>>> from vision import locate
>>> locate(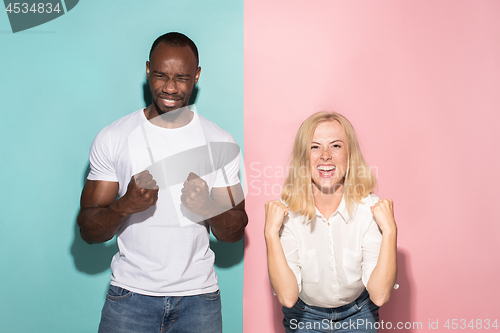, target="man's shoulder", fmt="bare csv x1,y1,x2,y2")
104,109,145,132
196,113,235,143
91,109,145,147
